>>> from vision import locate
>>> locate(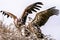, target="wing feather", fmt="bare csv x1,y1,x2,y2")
32,6,59,27
0,11,17,20
21,2,43,24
